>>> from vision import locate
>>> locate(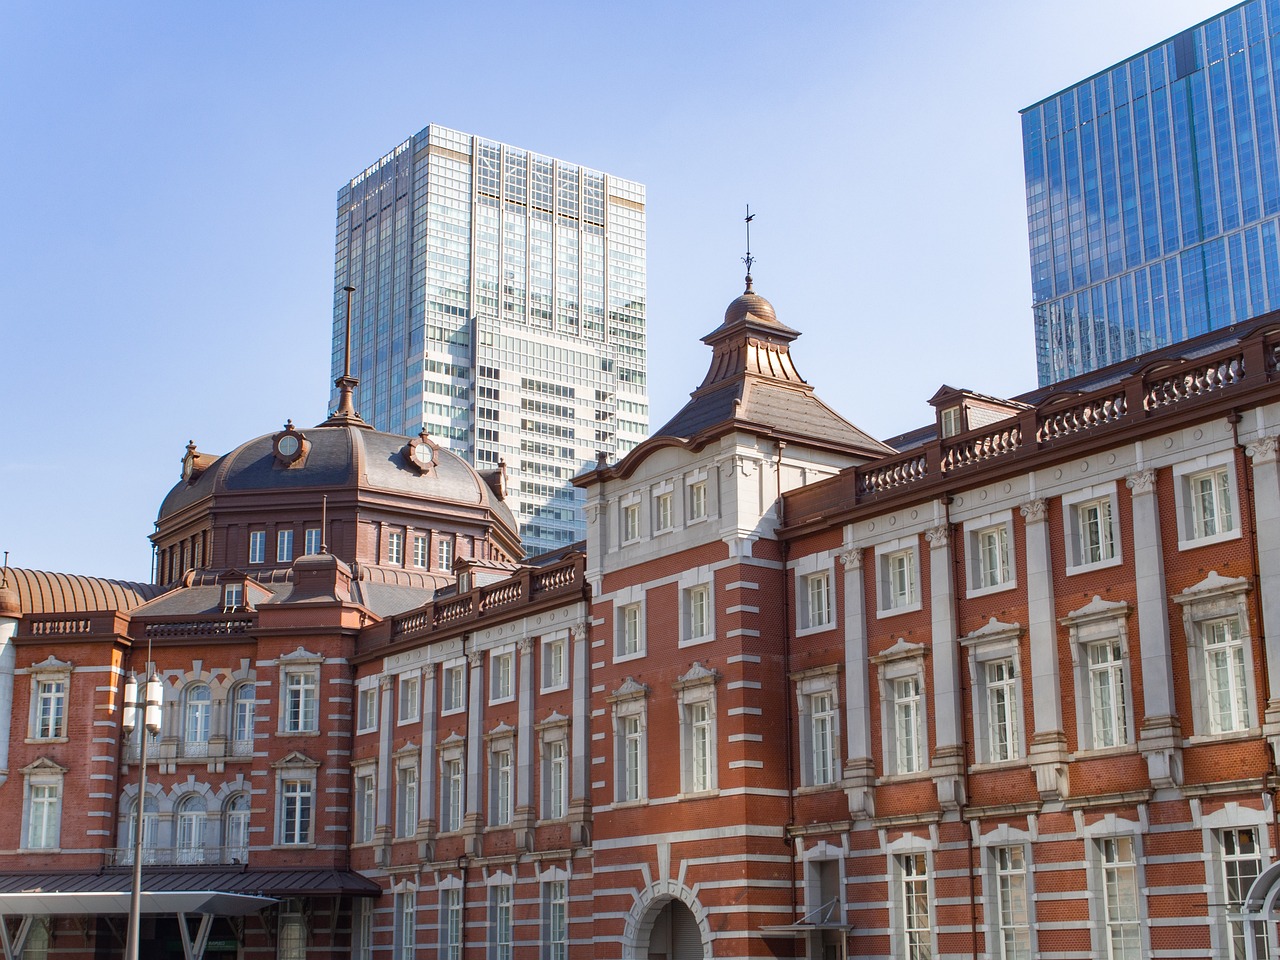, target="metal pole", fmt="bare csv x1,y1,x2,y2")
124,734,148,960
